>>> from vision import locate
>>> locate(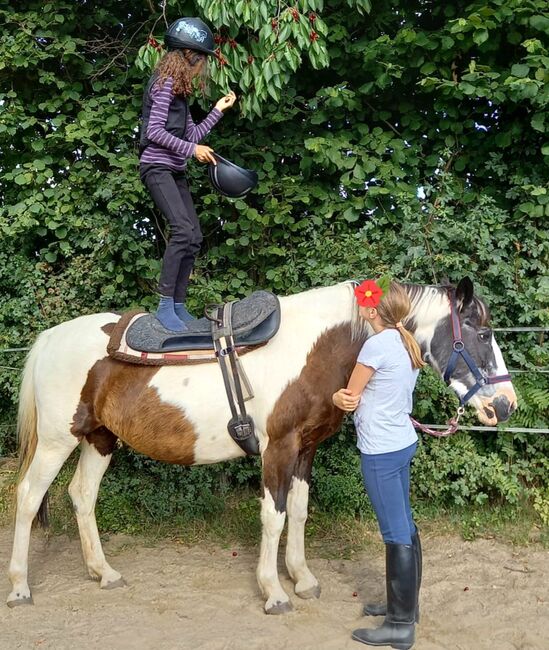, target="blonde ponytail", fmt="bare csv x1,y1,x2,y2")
396,323,426,370
377,282,426,370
